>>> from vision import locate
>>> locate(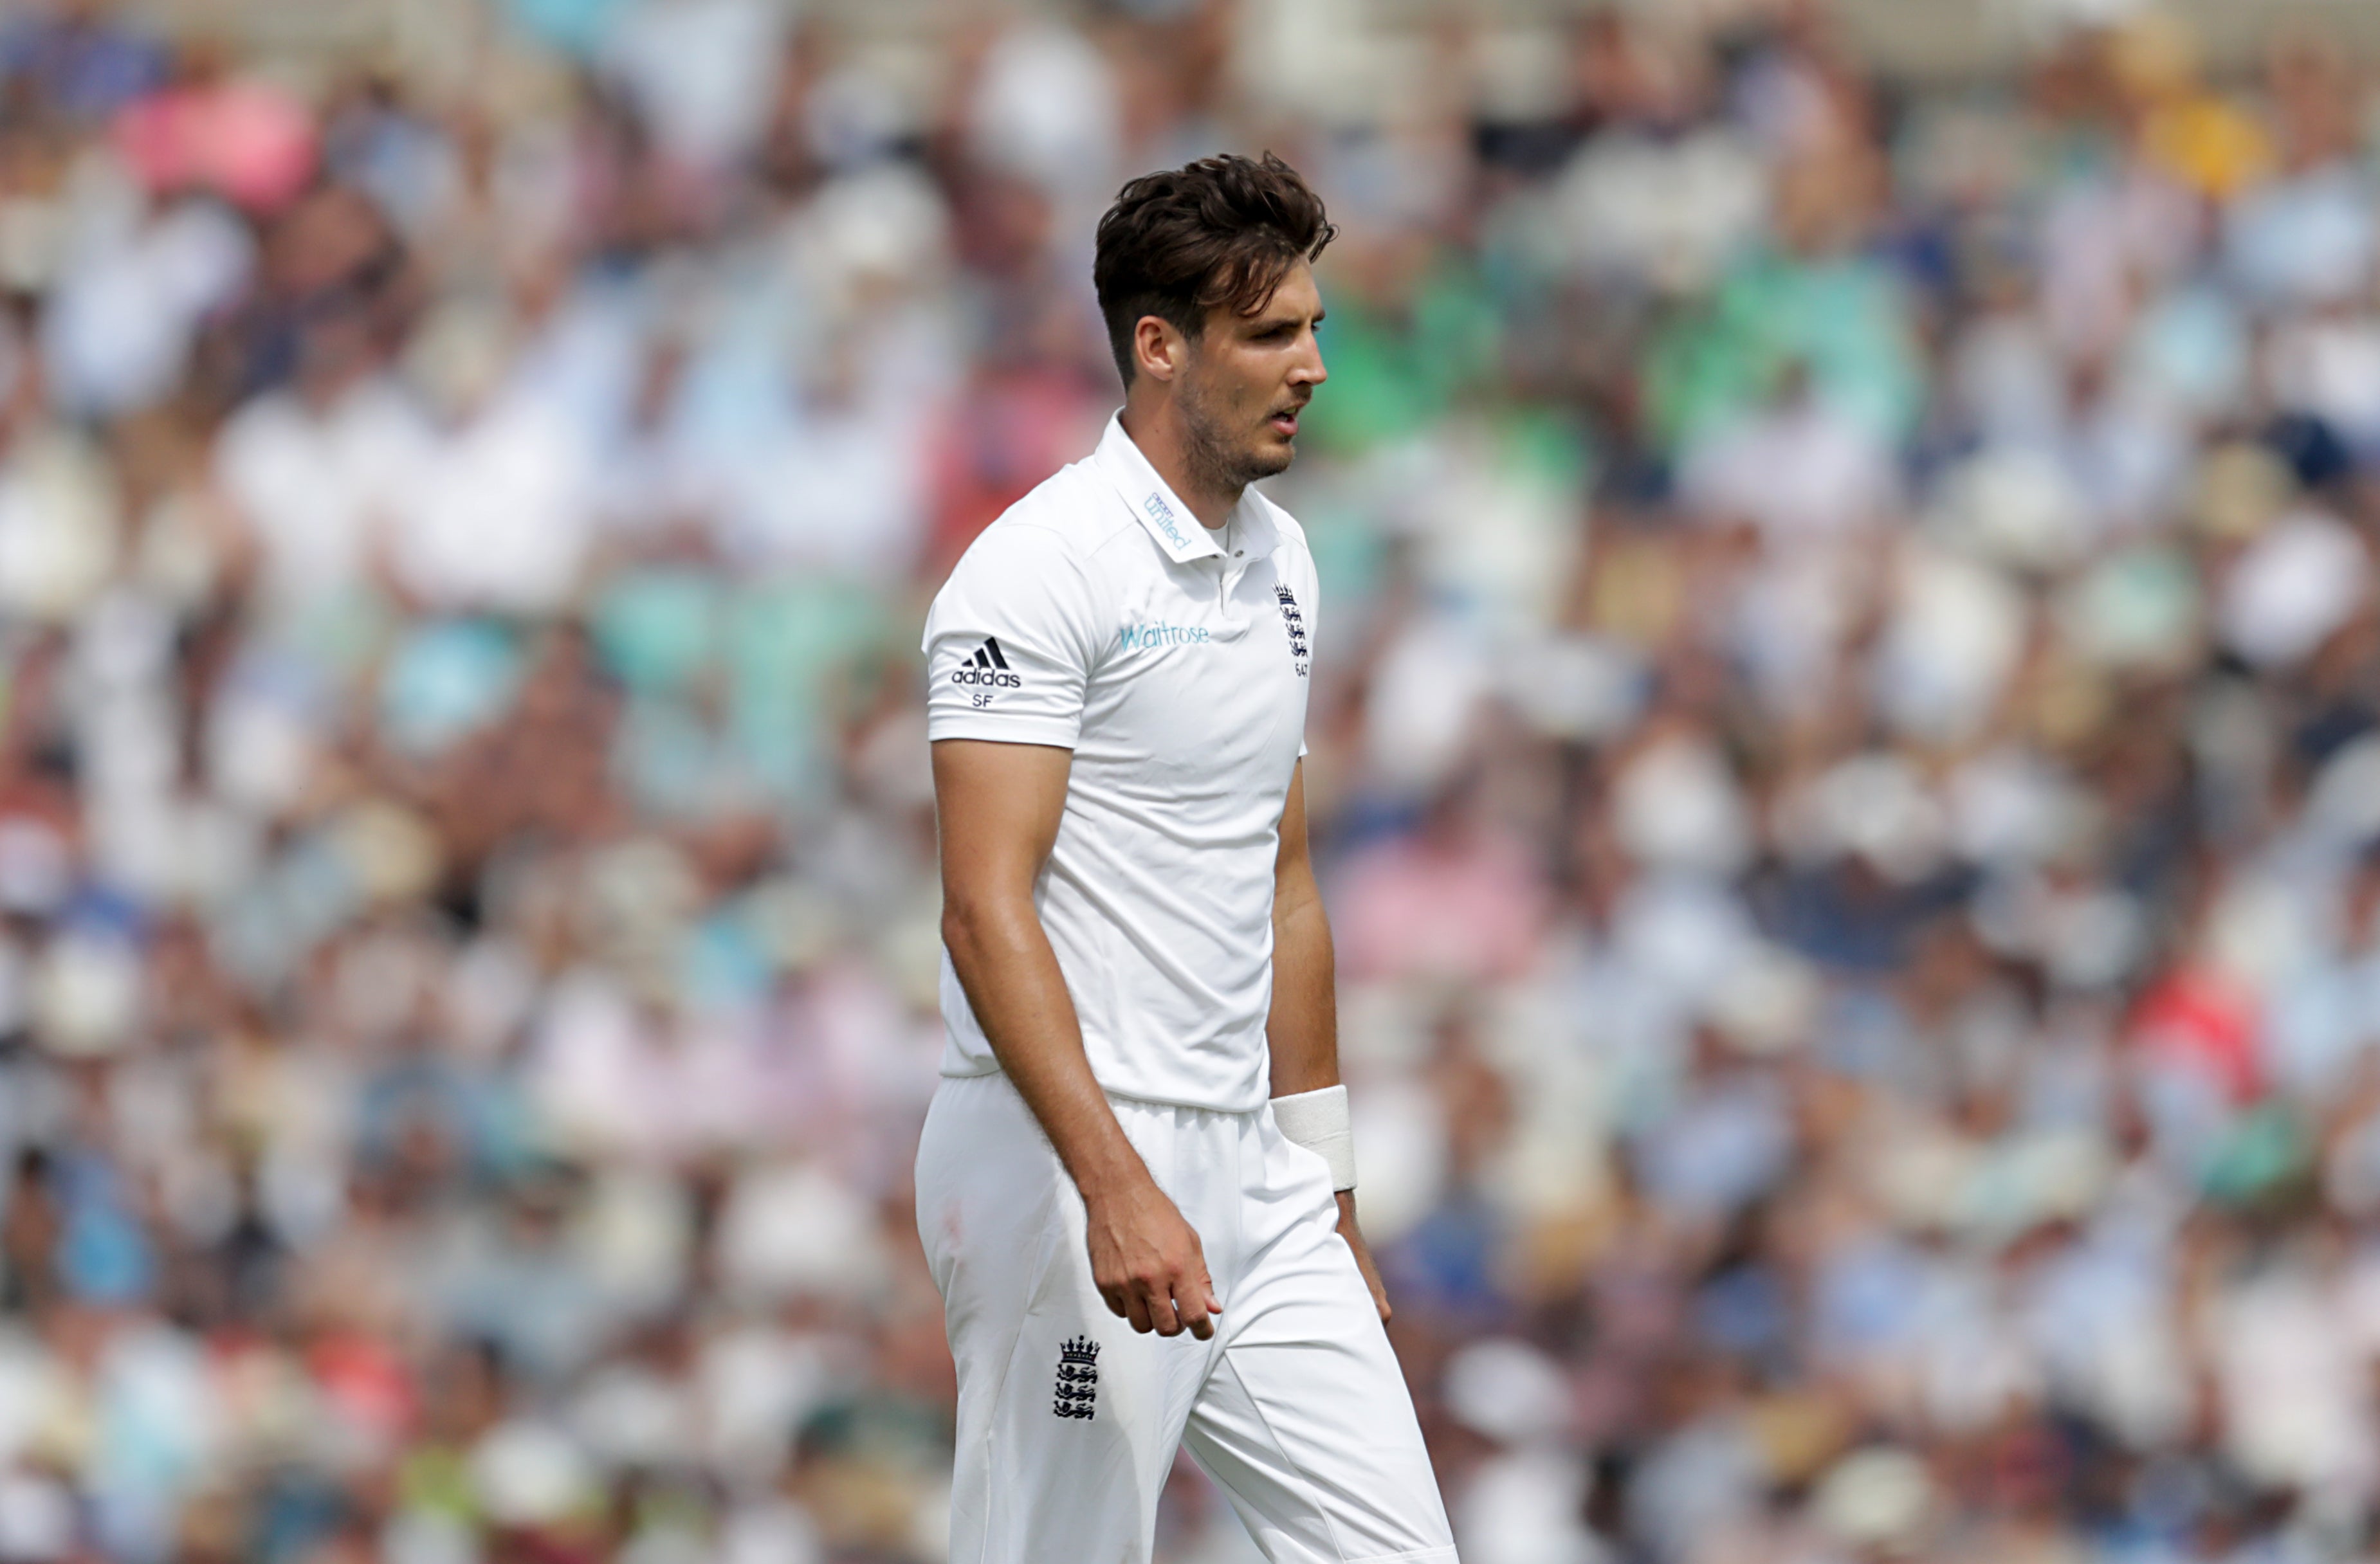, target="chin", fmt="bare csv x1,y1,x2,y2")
1245,438,1297,480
